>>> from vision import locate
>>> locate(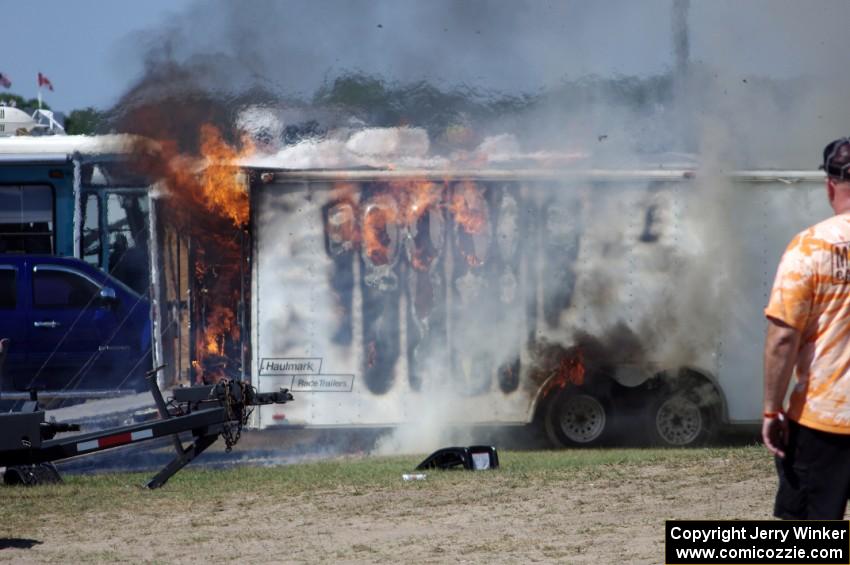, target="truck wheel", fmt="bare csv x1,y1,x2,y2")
545,388,609,447
648,387,717,447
